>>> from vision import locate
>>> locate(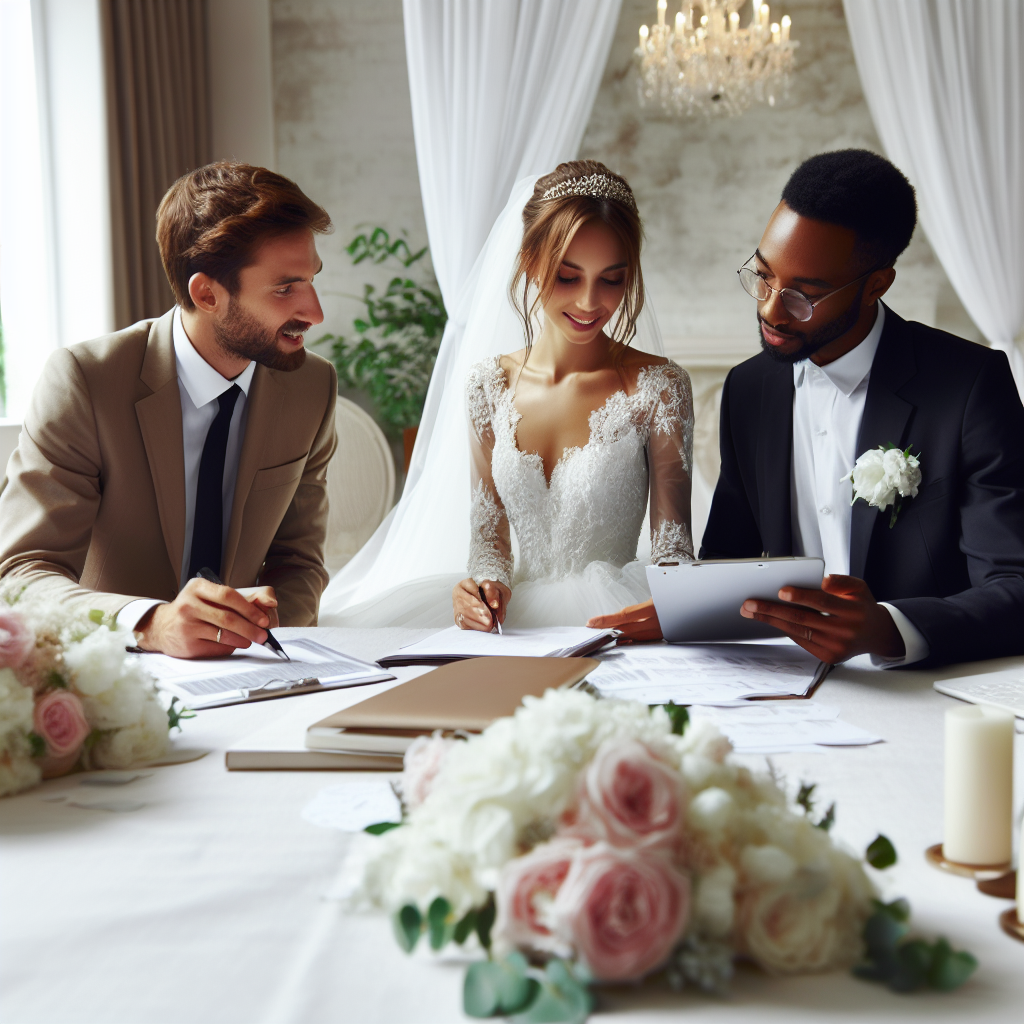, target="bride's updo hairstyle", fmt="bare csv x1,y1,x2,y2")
511,160,644,350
